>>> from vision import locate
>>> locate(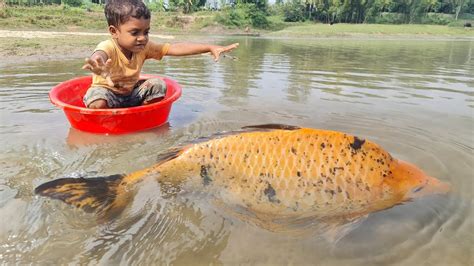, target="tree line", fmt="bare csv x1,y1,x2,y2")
3,0,473,25
279,0,474,23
